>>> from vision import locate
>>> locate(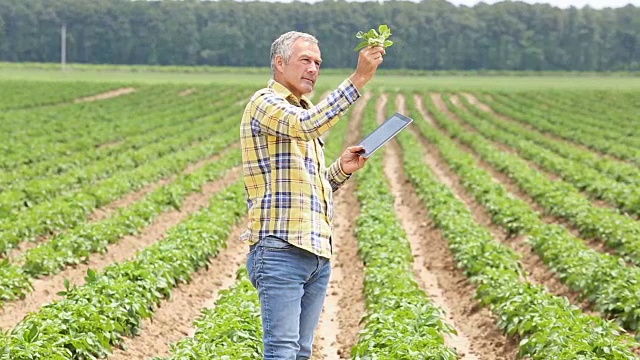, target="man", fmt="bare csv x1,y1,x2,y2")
240,31,384,359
